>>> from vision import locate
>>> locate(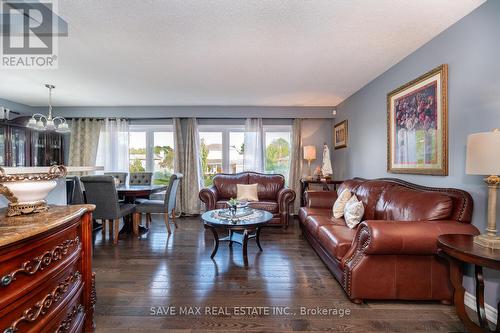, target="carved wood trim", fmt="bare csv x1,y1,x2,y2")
90,272,96,308
2,271,81,333
55,304,84,333
1,237,80,287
